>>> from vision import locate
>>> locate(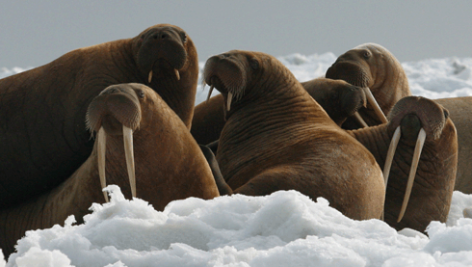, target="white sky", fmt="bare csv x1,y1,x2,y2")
1,1,471,68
